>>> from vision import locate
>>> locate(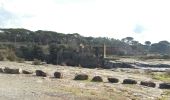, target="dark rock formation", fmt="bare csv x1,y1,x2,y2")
54,72,63,78
91,76,103,82
140,81,156,88
35,70,46,77
159,83,170,89
108,77,119,83
123,79,137,84
74,74,88,80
